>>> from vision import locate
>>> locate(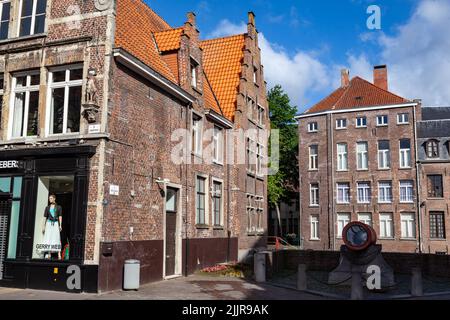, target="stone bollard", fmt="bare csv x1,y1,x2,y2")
351,272,364,300
254,252,266,283
411,267,424,297
297,264,307,291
